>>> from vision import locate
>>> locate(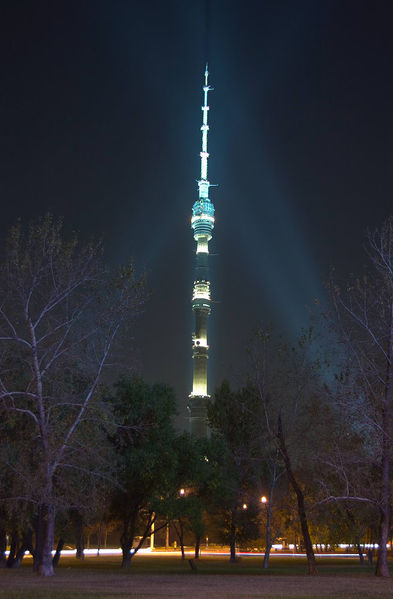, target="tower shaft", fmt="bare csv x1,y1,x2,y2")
188,65,215,437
